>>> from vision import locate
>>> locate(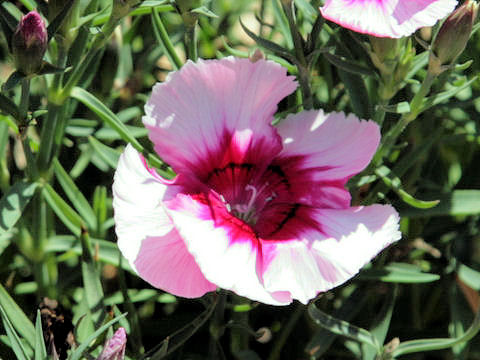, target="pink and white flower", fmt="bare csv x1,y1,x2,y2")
320,0,458,38
113,57,401,305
